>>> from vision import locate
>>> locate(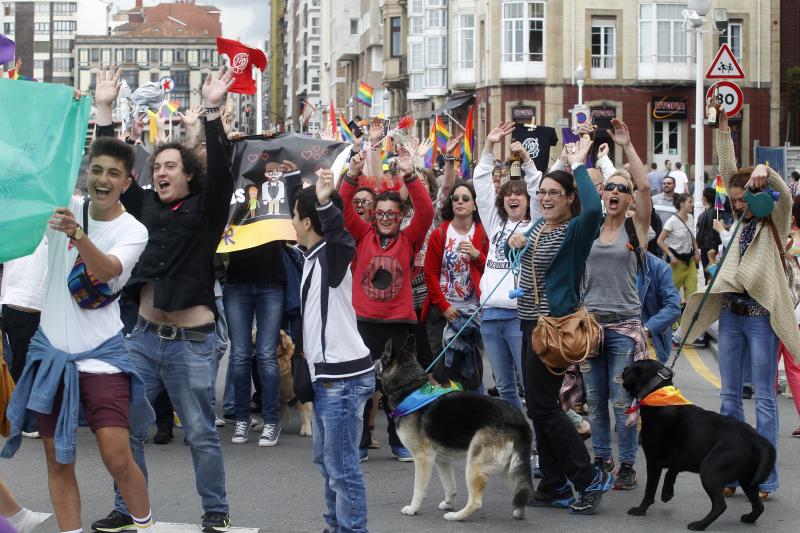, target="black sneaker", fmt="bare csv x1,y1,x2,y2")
91,510,134,532
528,483,576,508
201,512,230,533
613,463,637,490
569,469,612,515
153,428,173,445
743,385,754,399
593,456,615,477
